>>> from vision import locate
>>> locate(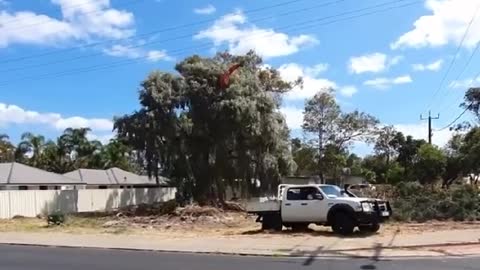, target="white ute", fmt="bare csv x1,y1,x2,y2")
246,184,392,235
